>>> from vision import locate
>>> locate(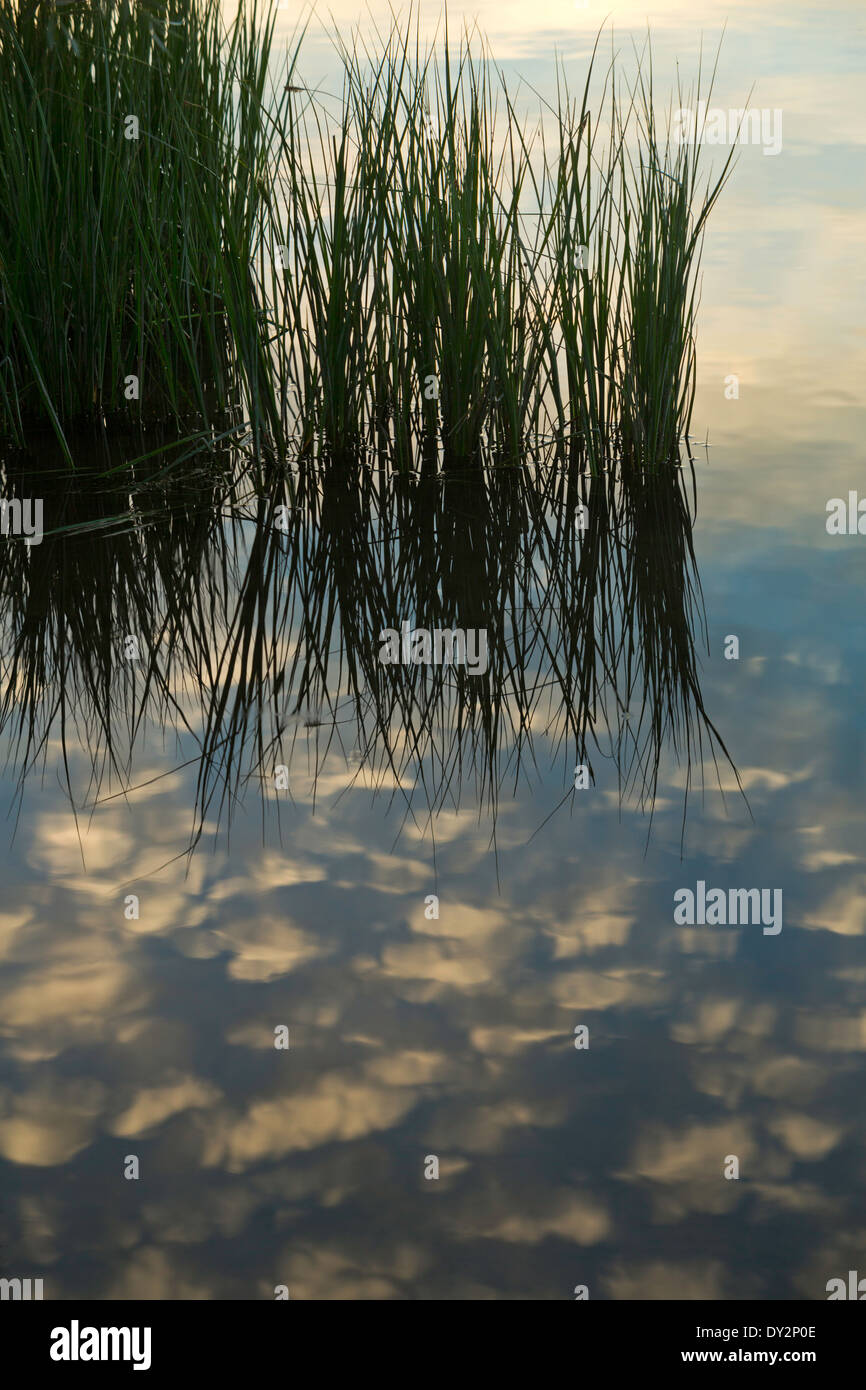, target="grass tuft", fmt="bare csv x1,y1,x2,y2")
0,4,735,472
